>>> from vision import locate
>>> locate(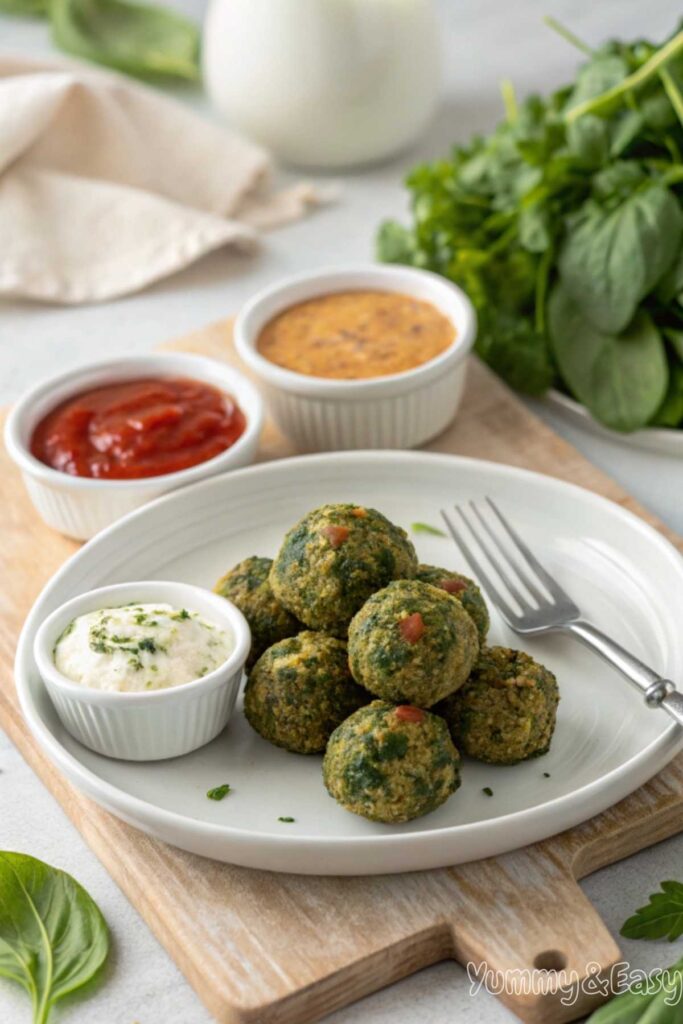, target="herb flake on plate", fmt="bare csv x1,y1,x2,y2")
207,784,231,801
411,522,447,537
